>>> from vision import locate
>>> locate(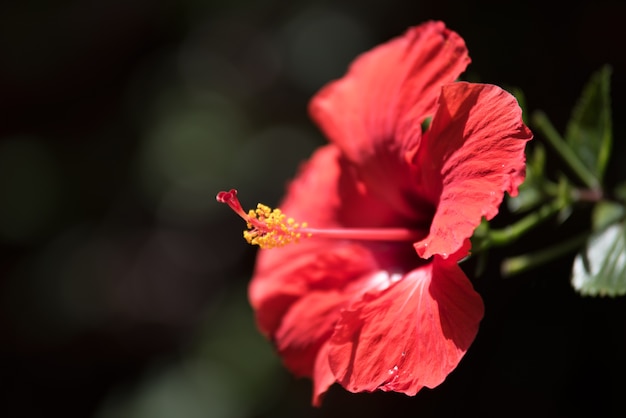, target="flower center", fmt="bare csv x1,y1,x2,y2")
217,189,424,249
